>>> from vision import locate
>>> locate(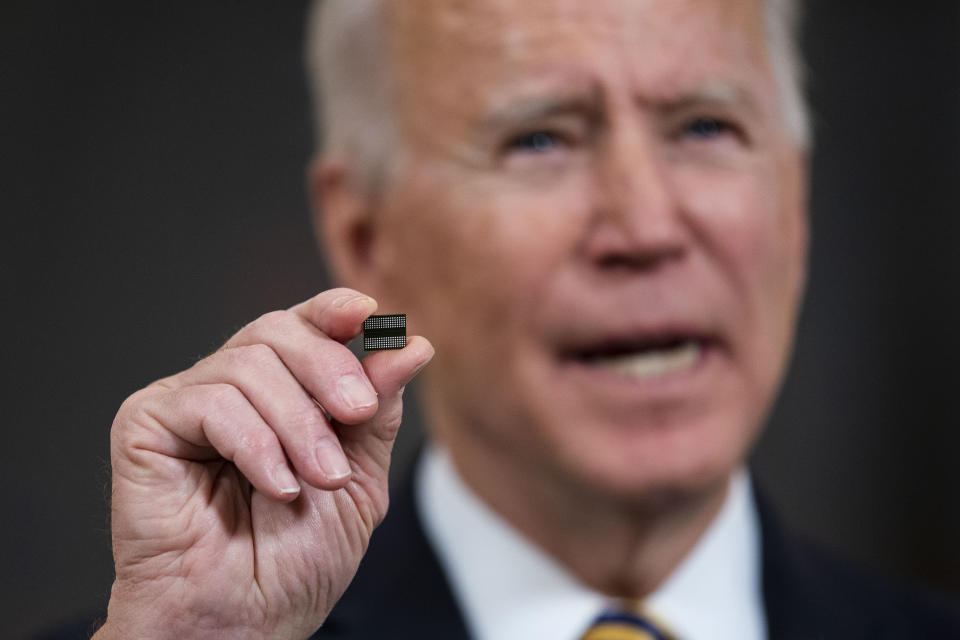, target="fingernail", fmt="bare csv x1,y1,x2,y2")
316,439,351,480
346,295,378,314
332,293,376,312
337,374,378,410
273,464,301,495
